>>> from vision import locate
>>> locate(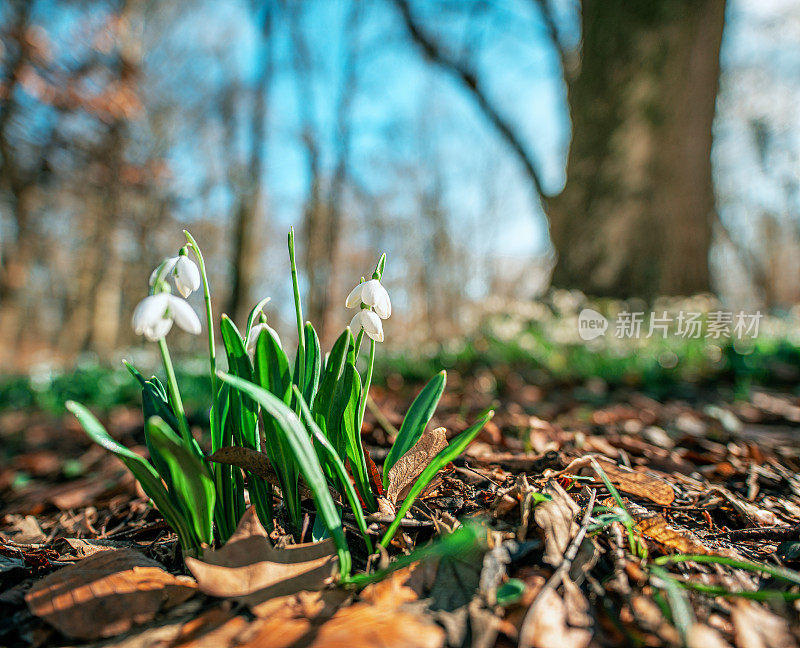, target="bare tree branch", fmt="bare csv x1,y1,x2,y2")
391,0,548,208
